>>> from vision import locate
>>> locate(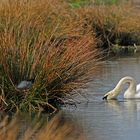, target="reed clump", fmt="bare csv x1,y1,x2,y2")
0,0,100,112
77,3,140,49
